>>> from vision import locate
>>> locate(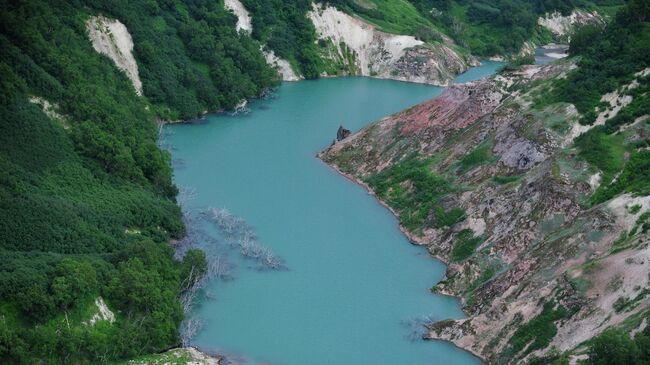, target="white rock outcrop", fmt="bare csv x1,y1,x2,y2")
86,16,143,95
538,10,604,38
86,297,116,325
29,96,69,128
566,69,648,143
224,0,252,34
309,4,417,74
262,48,302,81
221,0,300,81
308,3,468,85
